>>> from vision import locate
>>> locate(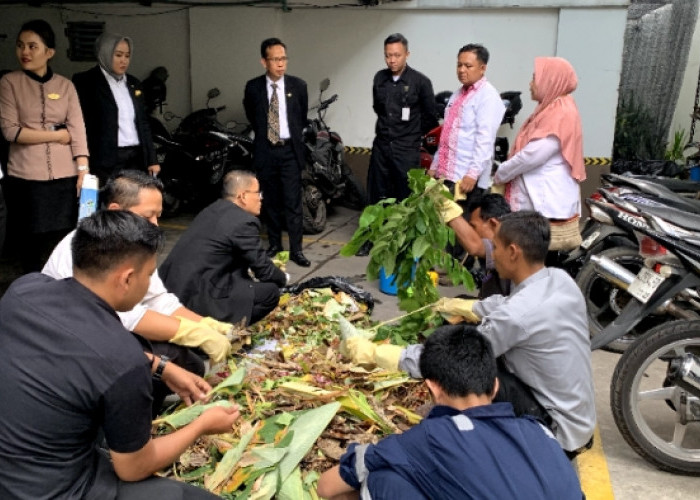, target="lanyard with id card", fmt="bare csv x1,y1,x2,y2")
401,85,410,121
